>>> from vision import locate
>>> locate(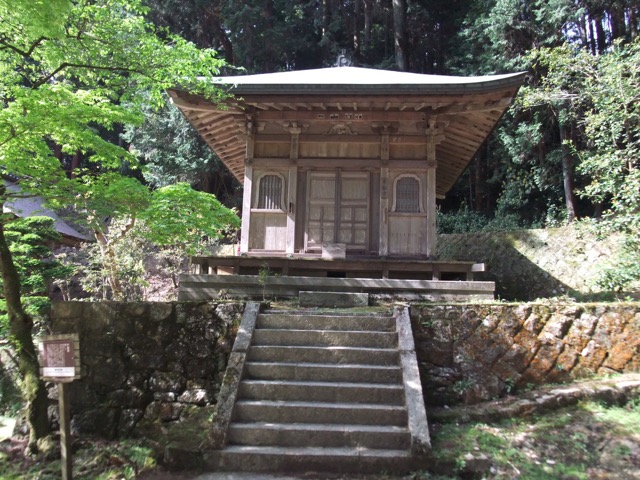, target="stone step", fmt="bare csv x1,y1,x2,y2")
247,345,400,365
257,314,395,332
207,445,414,474
244,362,403,384
227,422,411,450
233,400,407,426
252,328,398,348
298,291,370,308
238,380,405,405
